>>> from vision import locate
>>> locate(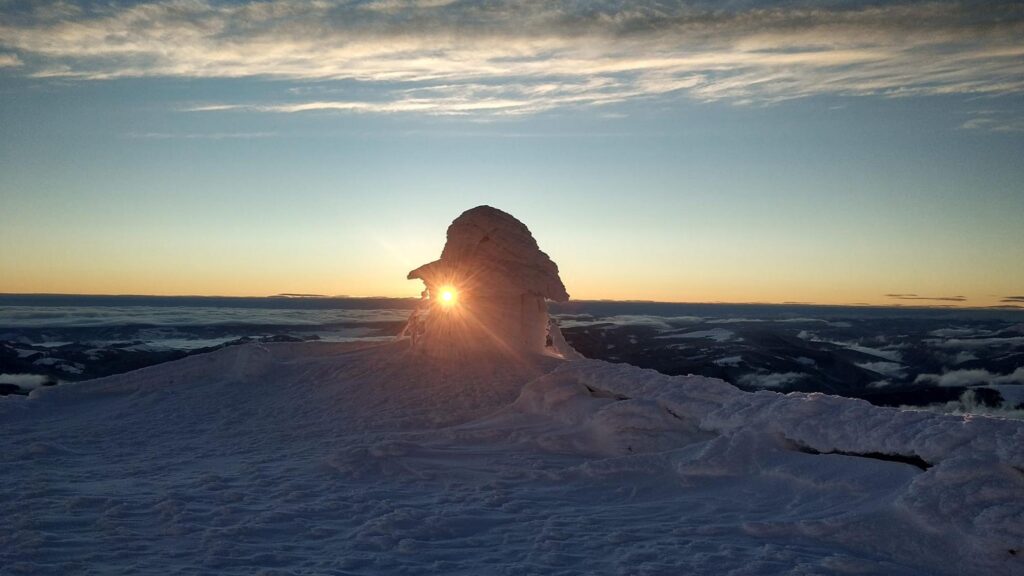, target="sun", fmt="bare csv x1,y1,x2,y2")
438,287,457,307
